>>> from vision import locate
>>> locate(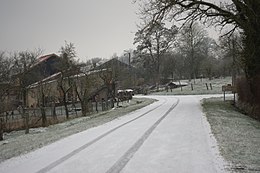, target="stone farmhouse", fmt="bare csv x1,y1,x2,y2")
1,54,113,112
